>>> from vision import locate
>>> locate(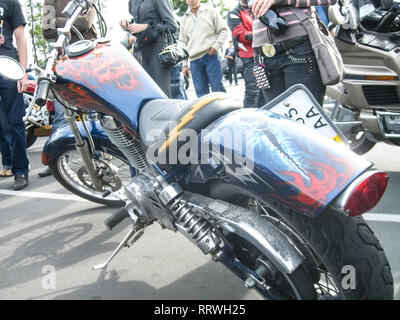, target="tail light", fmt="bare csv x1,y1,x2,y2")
332,171,388,217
